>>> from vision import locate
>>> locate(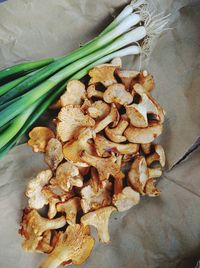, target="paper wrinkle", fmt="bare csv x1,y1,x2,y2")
0,0,200,267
